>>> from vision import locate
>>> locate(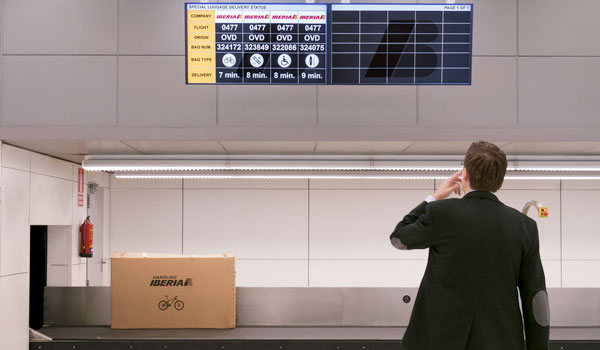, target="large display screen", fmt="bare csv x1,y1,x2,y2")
330,4,472,84
186,3,472,85
186,3,328,84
